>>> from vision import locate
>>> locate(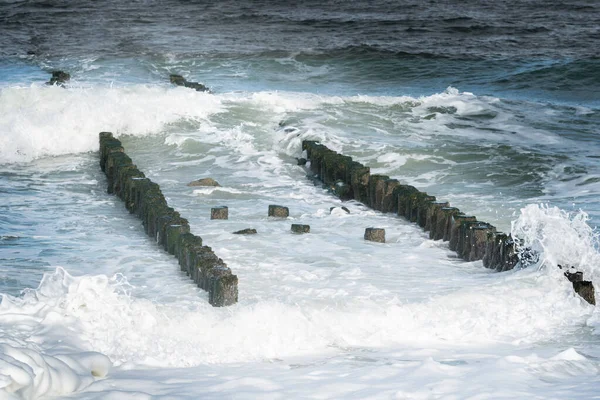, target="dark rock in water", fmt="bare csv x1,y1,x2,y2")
330,206,350,214
291,224,310,233
187,177,220,187
169,74,210,92
233,228,257,235
268,204,289,218
296,158,307,166
573,281,595,305
364,227,385,243
170,74,186,85
211,206,228,220
47,70,70,86
184,81,210,92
